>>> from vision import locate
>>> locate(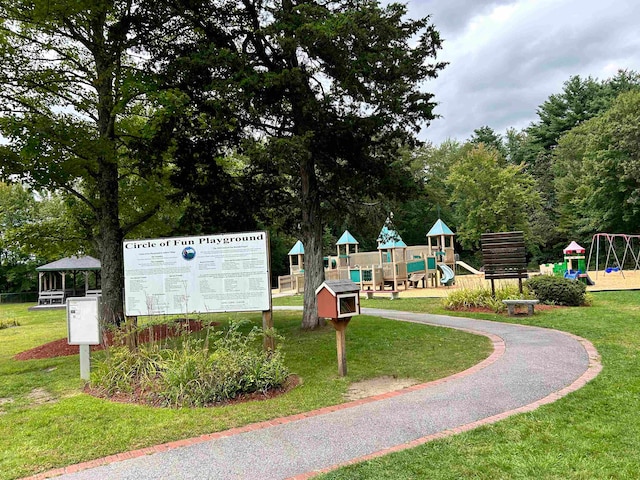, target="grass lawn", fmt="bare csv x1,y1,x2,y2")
0,303,490,480
319,290,640,479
